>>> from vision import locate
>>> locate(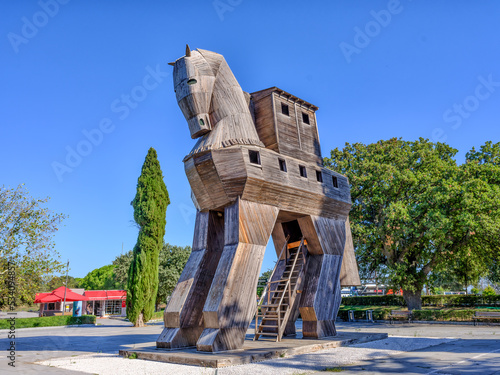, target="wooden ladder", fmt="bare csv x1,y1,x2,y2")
254,237,307,342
